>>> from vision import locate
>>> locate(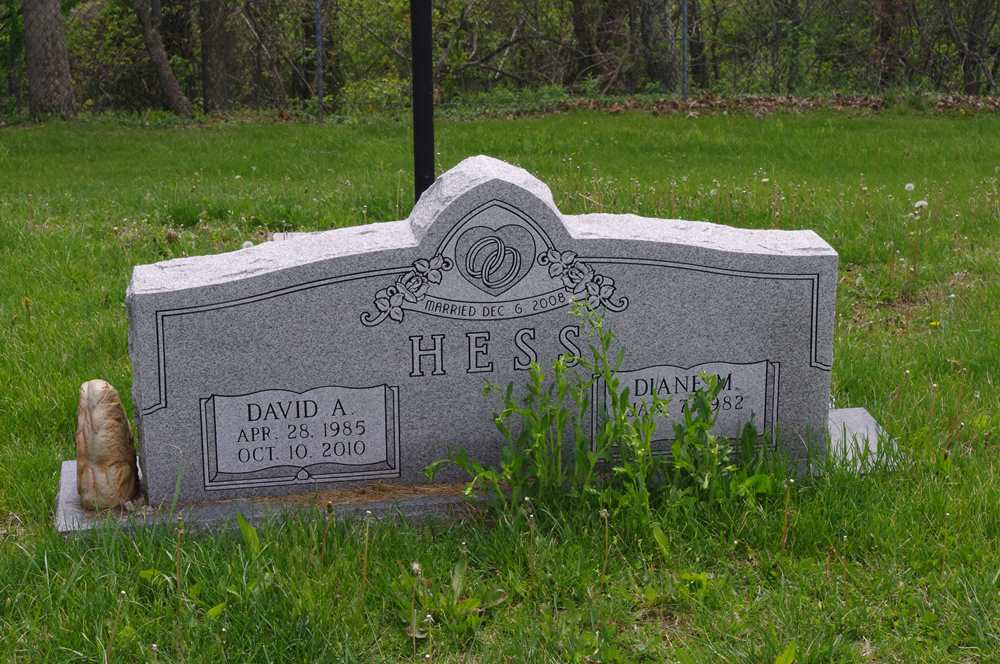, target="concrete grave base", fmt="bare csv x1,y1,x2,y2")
827,406,893,471
54,460,475,534
55,408,887,534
